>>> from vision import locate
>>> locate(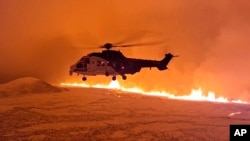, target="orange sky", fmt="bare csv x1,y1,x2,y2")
1,0,250,100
